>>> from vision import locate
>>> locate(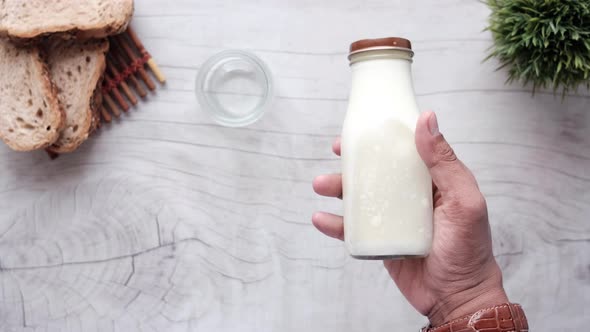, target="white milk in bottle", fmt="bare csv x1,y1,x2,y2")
341,37,433,259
